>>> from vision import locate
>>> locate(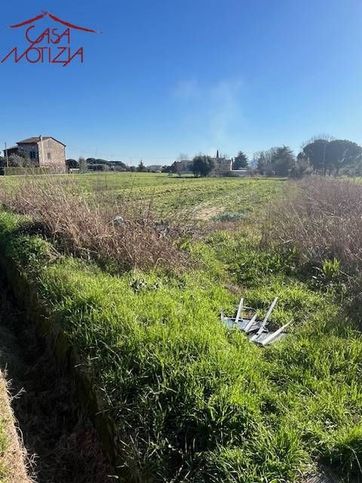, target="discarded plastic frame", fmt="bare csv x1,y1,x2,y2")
221,297,292,346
